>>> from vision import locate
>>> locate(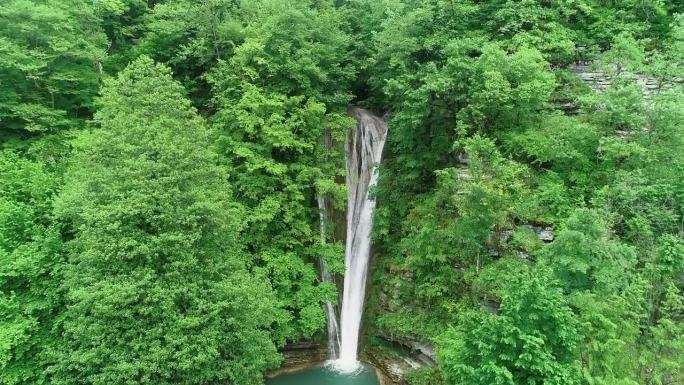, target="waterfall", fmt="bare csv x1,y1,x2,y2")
318,195,341,359
332,107,388,372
